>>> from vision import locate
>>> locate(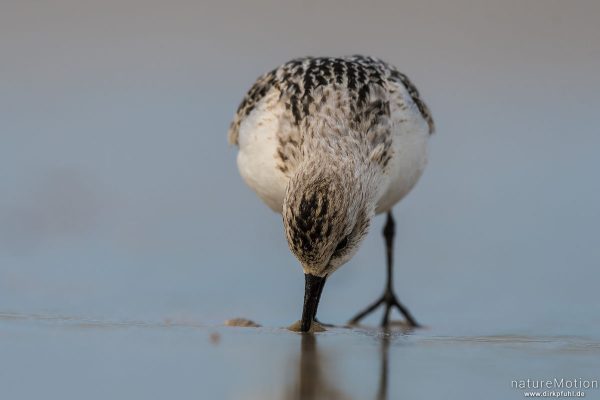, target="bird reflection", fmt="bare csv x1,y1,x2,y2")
286,329,398,400
376,329,392,400
285,334,351,400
